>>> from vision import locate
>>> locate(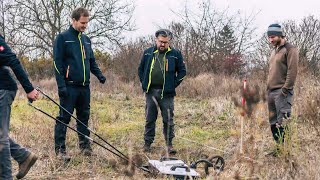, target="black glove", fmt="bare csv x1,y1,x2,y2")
98,75,106,84
58,87,68,97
